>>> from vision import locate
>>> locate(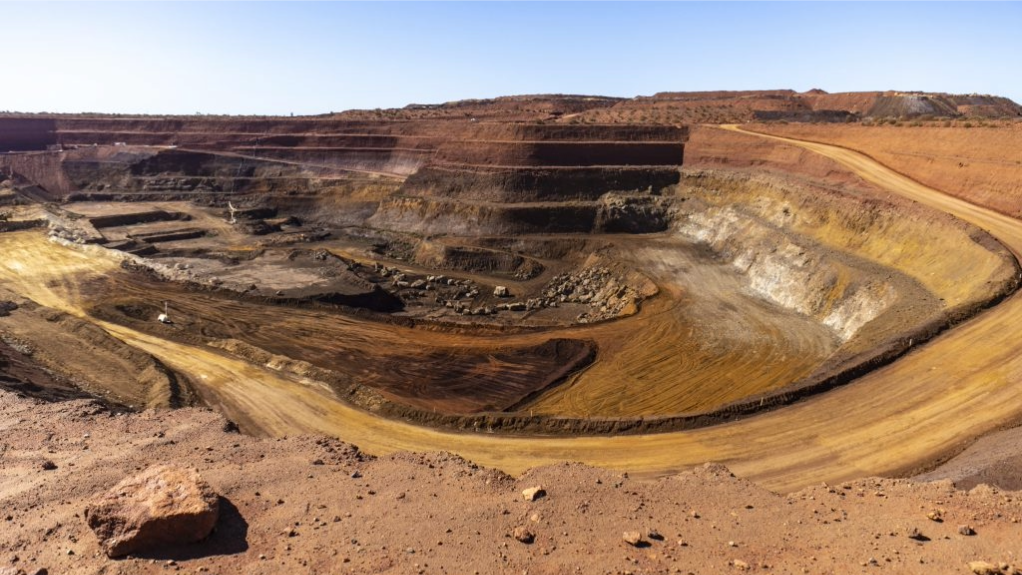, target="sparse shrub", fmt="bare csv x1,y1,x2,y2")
963,122,973,128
